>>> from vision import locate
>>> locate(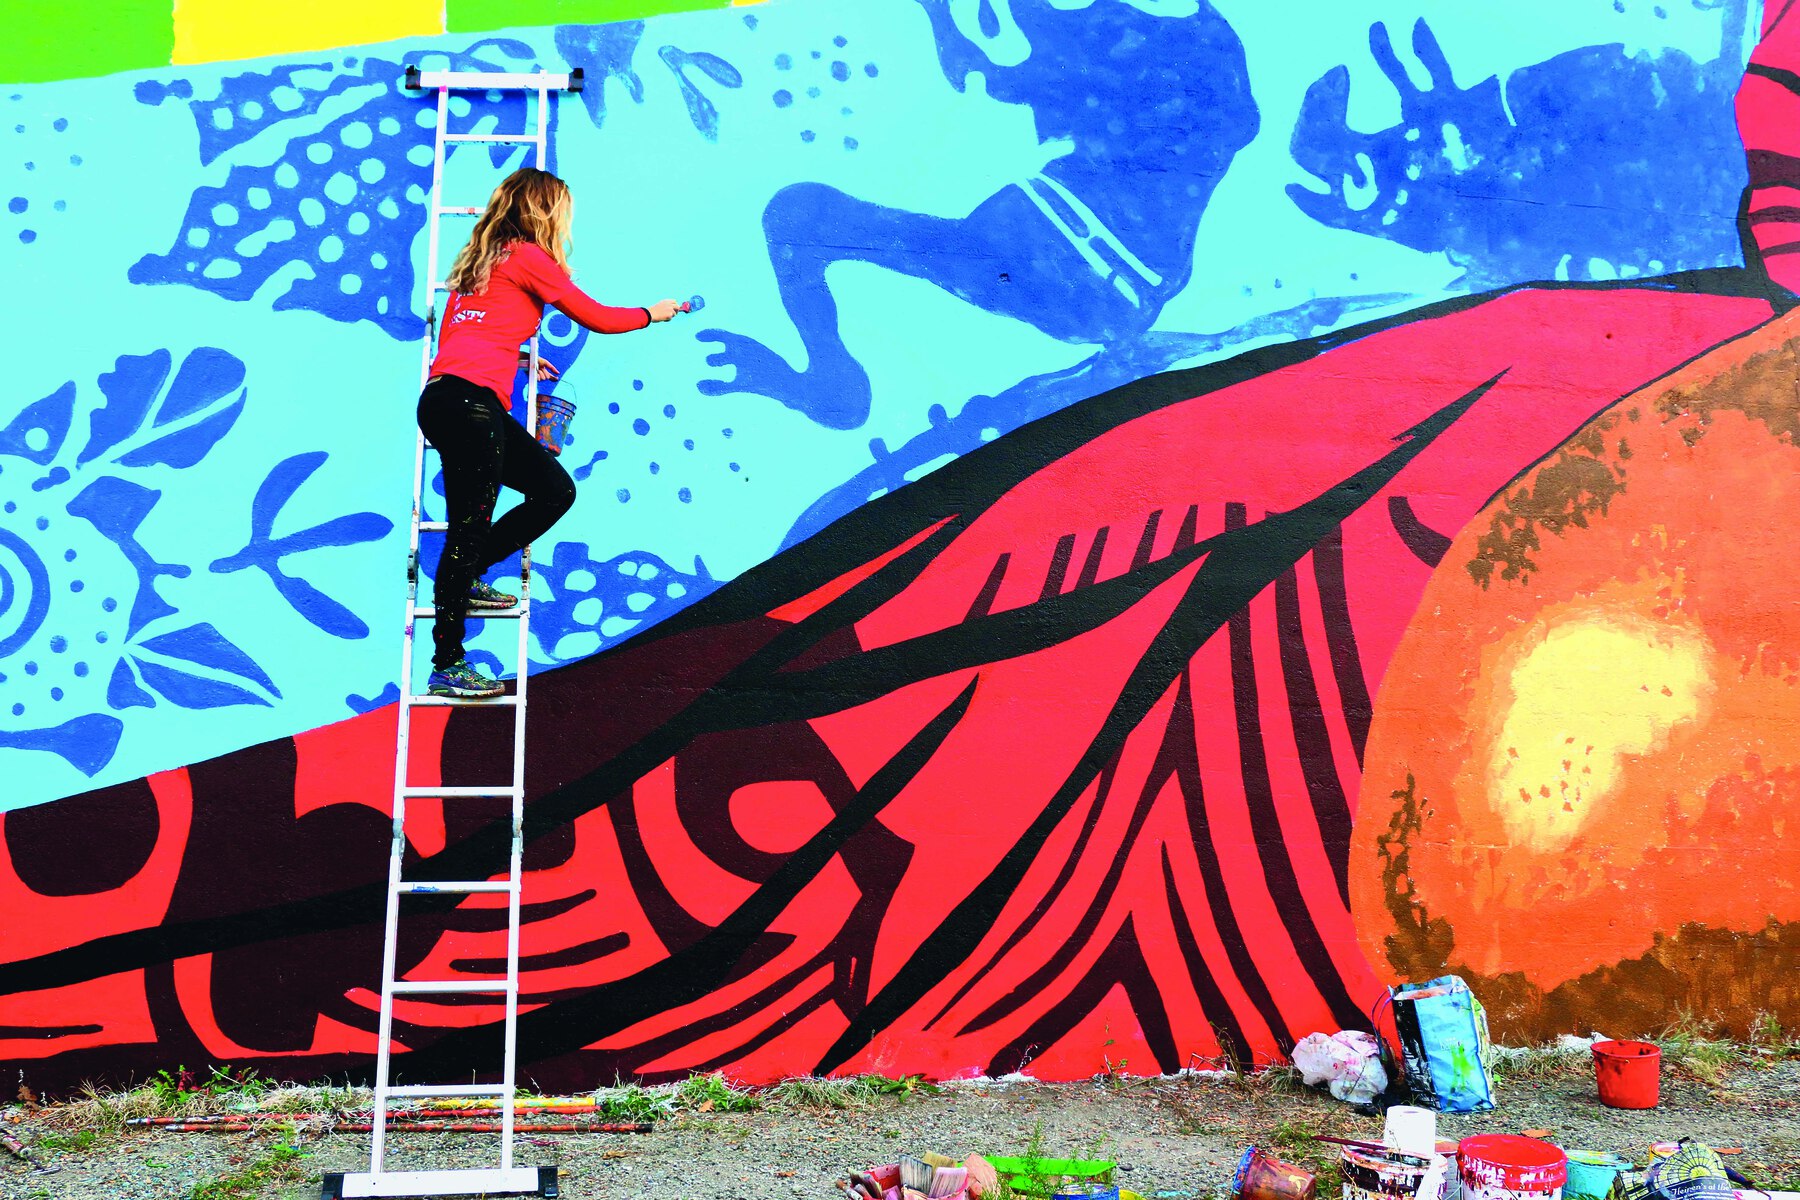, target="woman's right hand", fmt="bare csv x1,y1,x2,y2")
648,298,682,323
